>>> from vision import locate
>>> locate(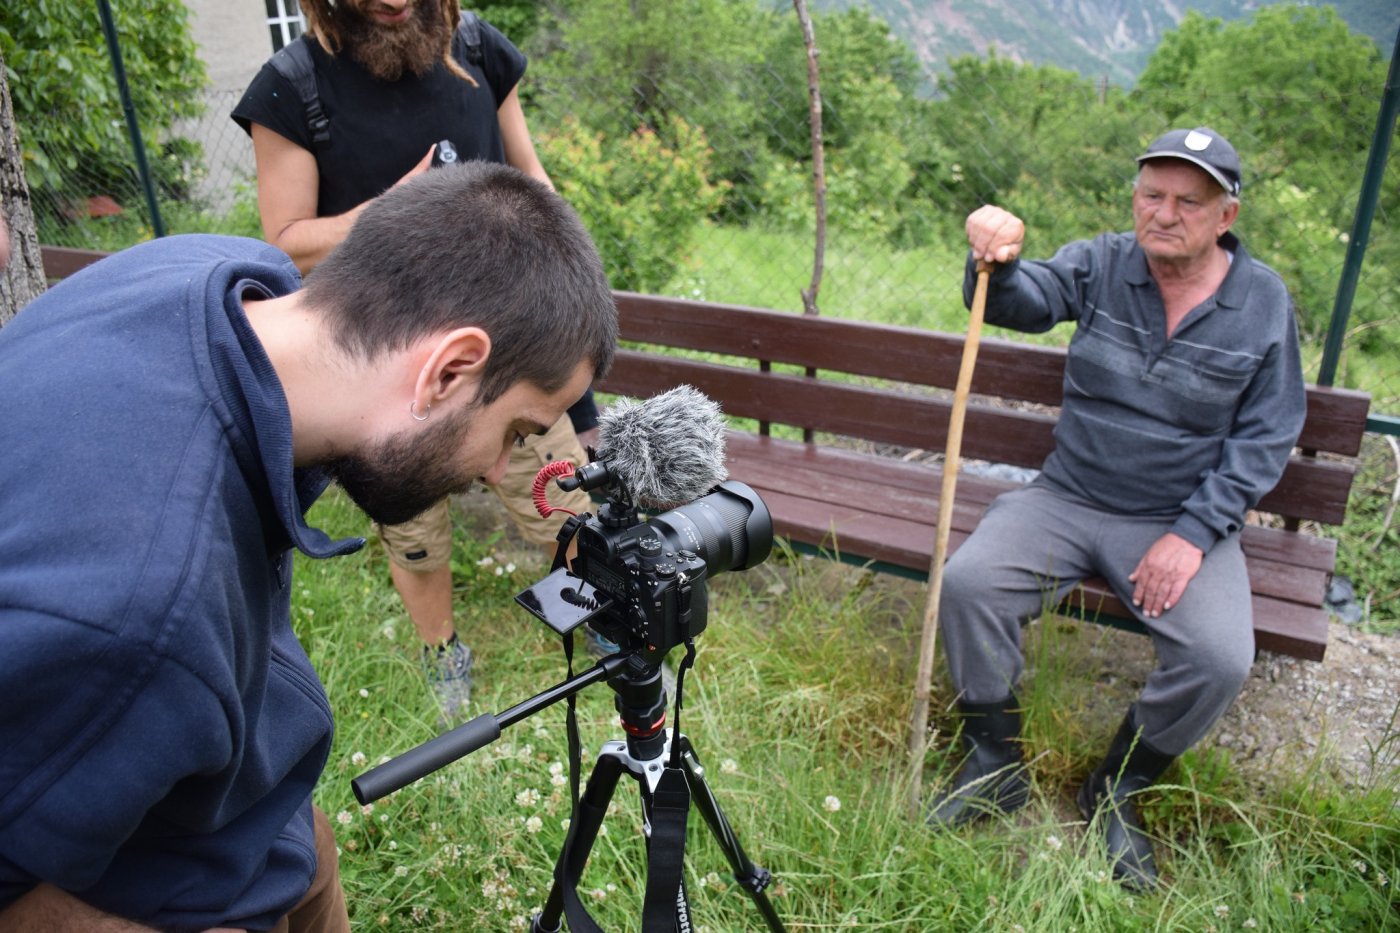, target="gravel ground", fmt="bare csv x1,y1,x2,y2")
1212,622,1400,790
1039,611,1400,792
